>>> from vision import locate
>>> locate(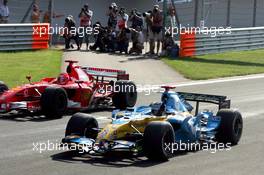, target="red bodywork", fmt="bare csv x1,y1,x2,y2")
0,60,129,113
